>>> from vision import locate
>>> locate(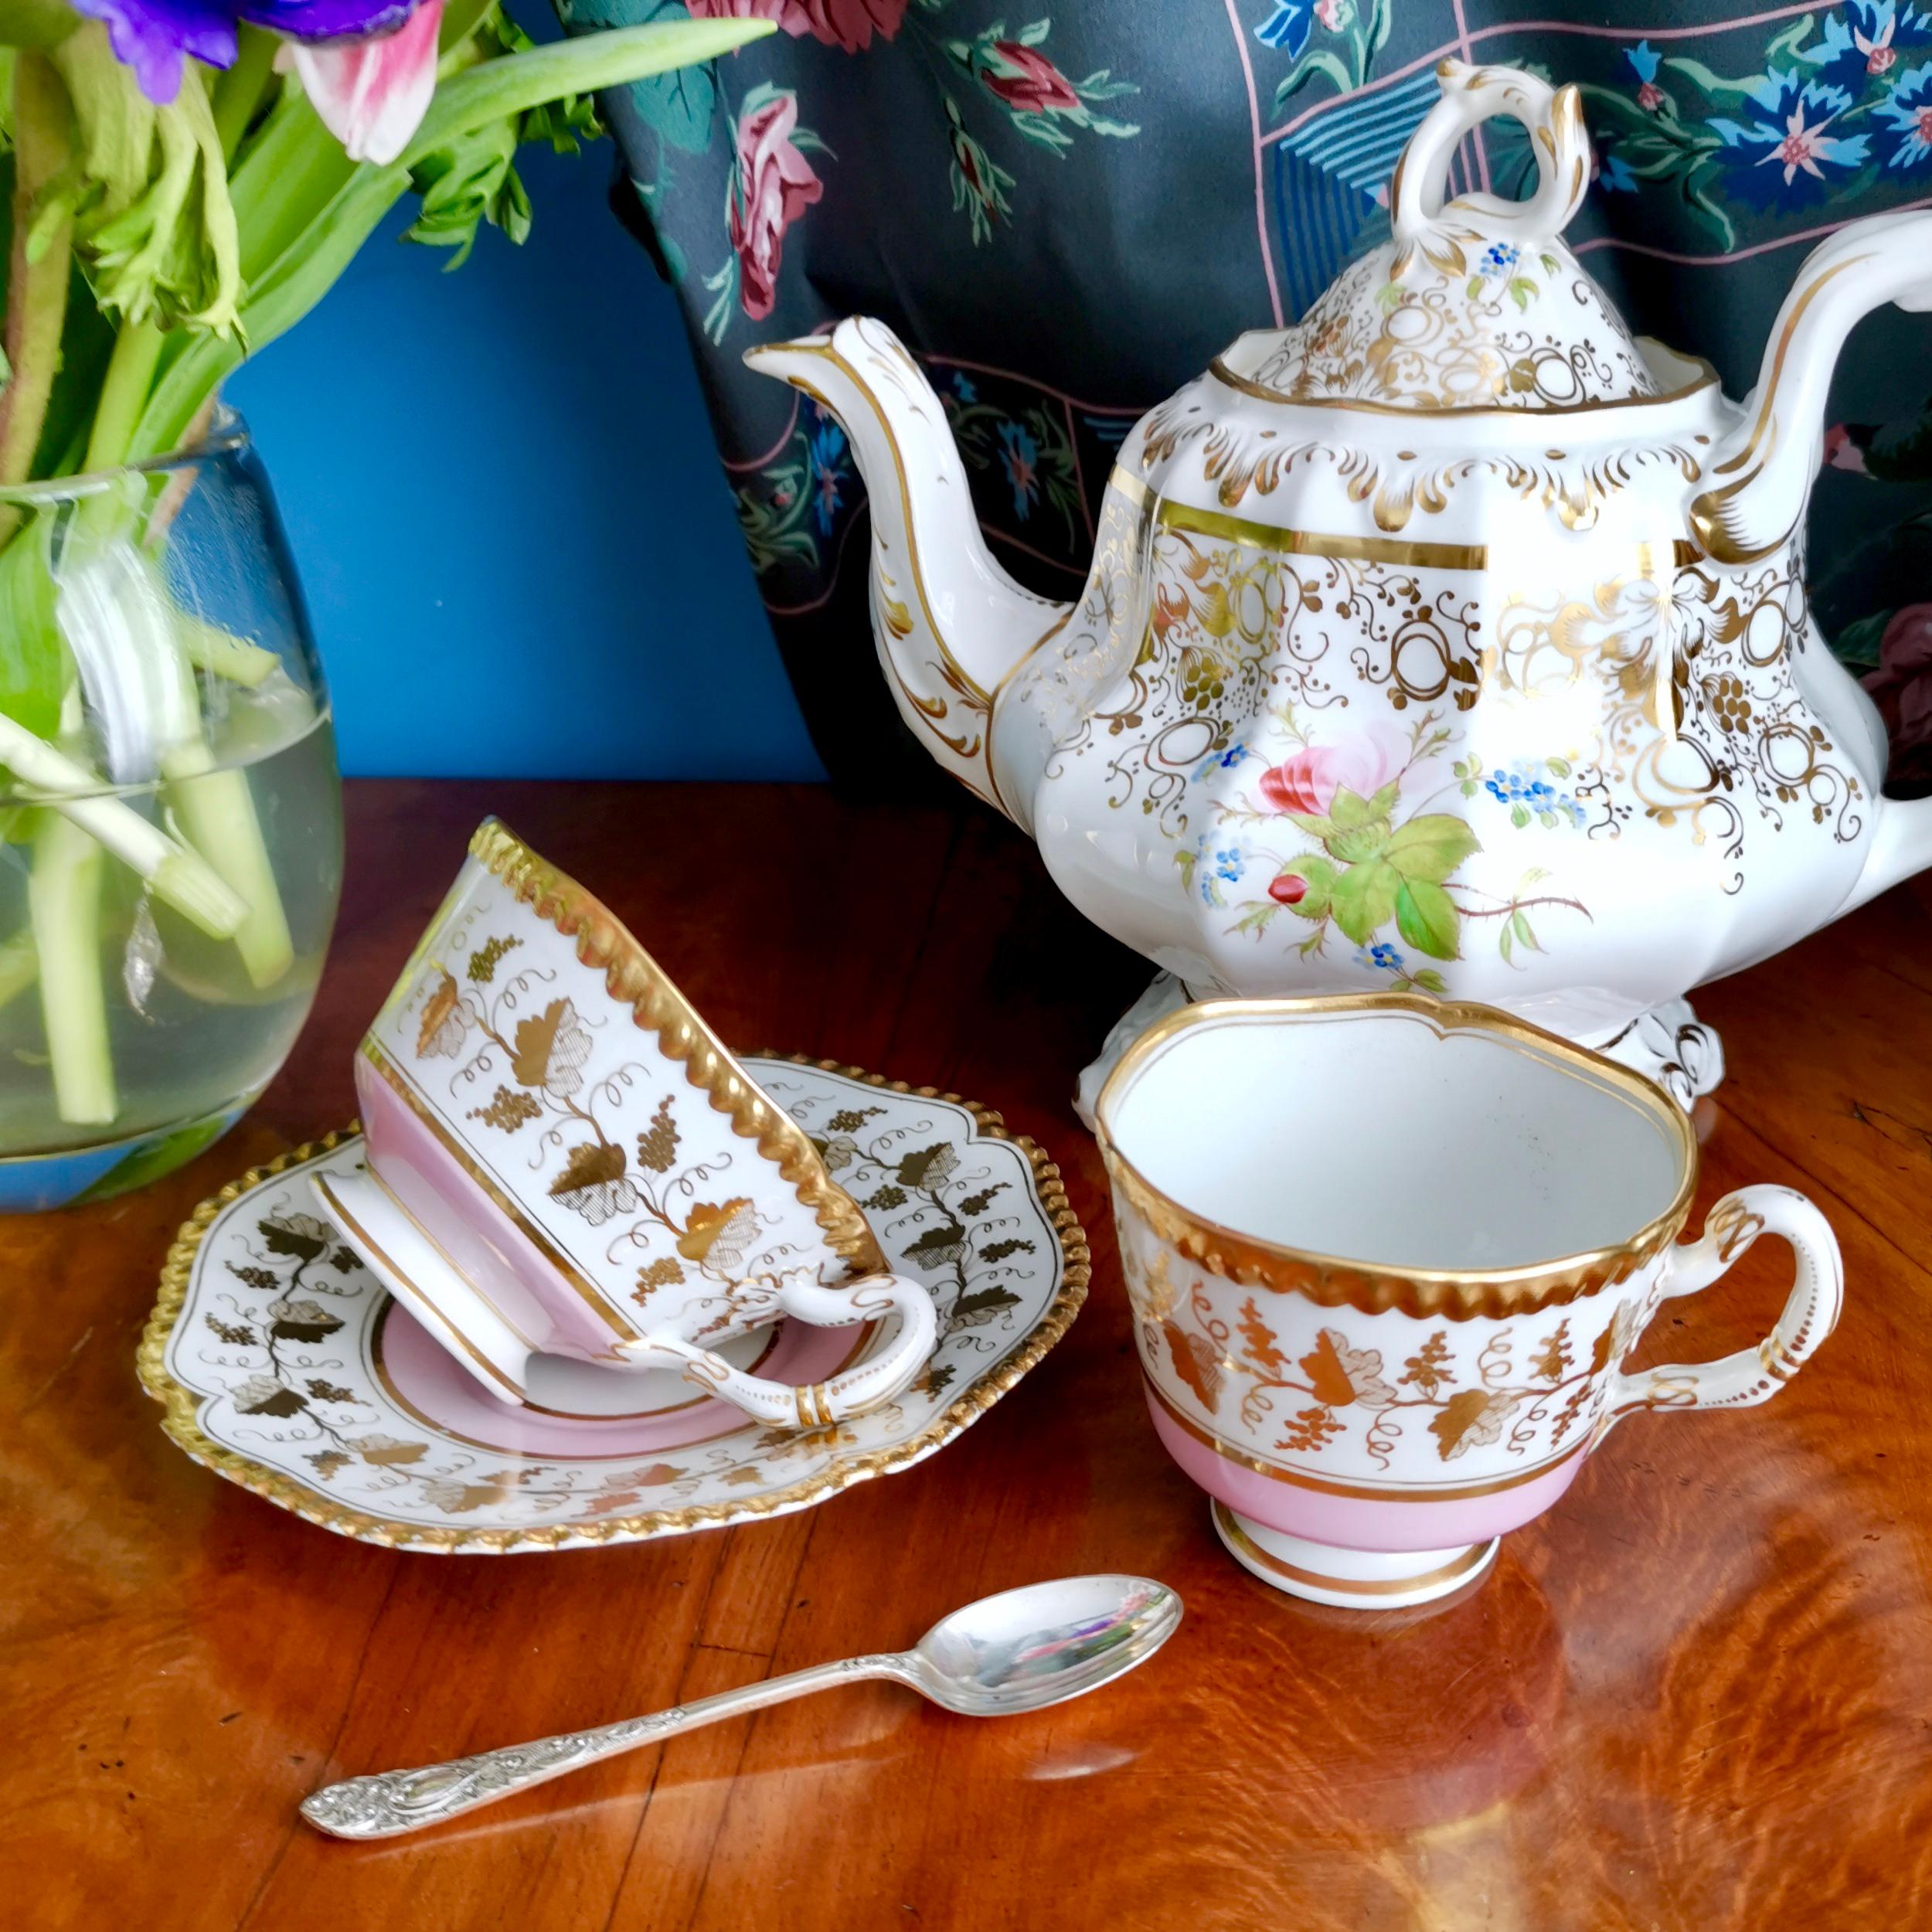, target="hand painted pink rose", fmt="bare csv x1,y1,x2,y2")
1256,723,1406,817
688,0,905,53
728,90,824,321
